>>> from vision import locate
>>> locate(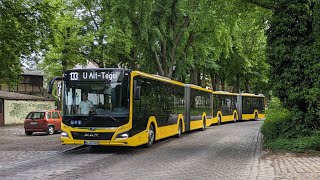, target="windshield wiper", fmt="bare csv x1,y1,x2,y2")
64,116,81,122
95,113,119,123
